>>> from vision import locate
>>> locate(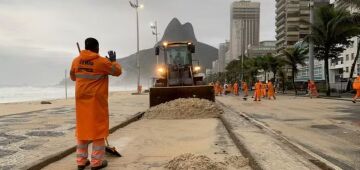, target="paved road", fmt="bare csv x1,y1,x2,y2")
217,94,360,170
0,92,149,170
